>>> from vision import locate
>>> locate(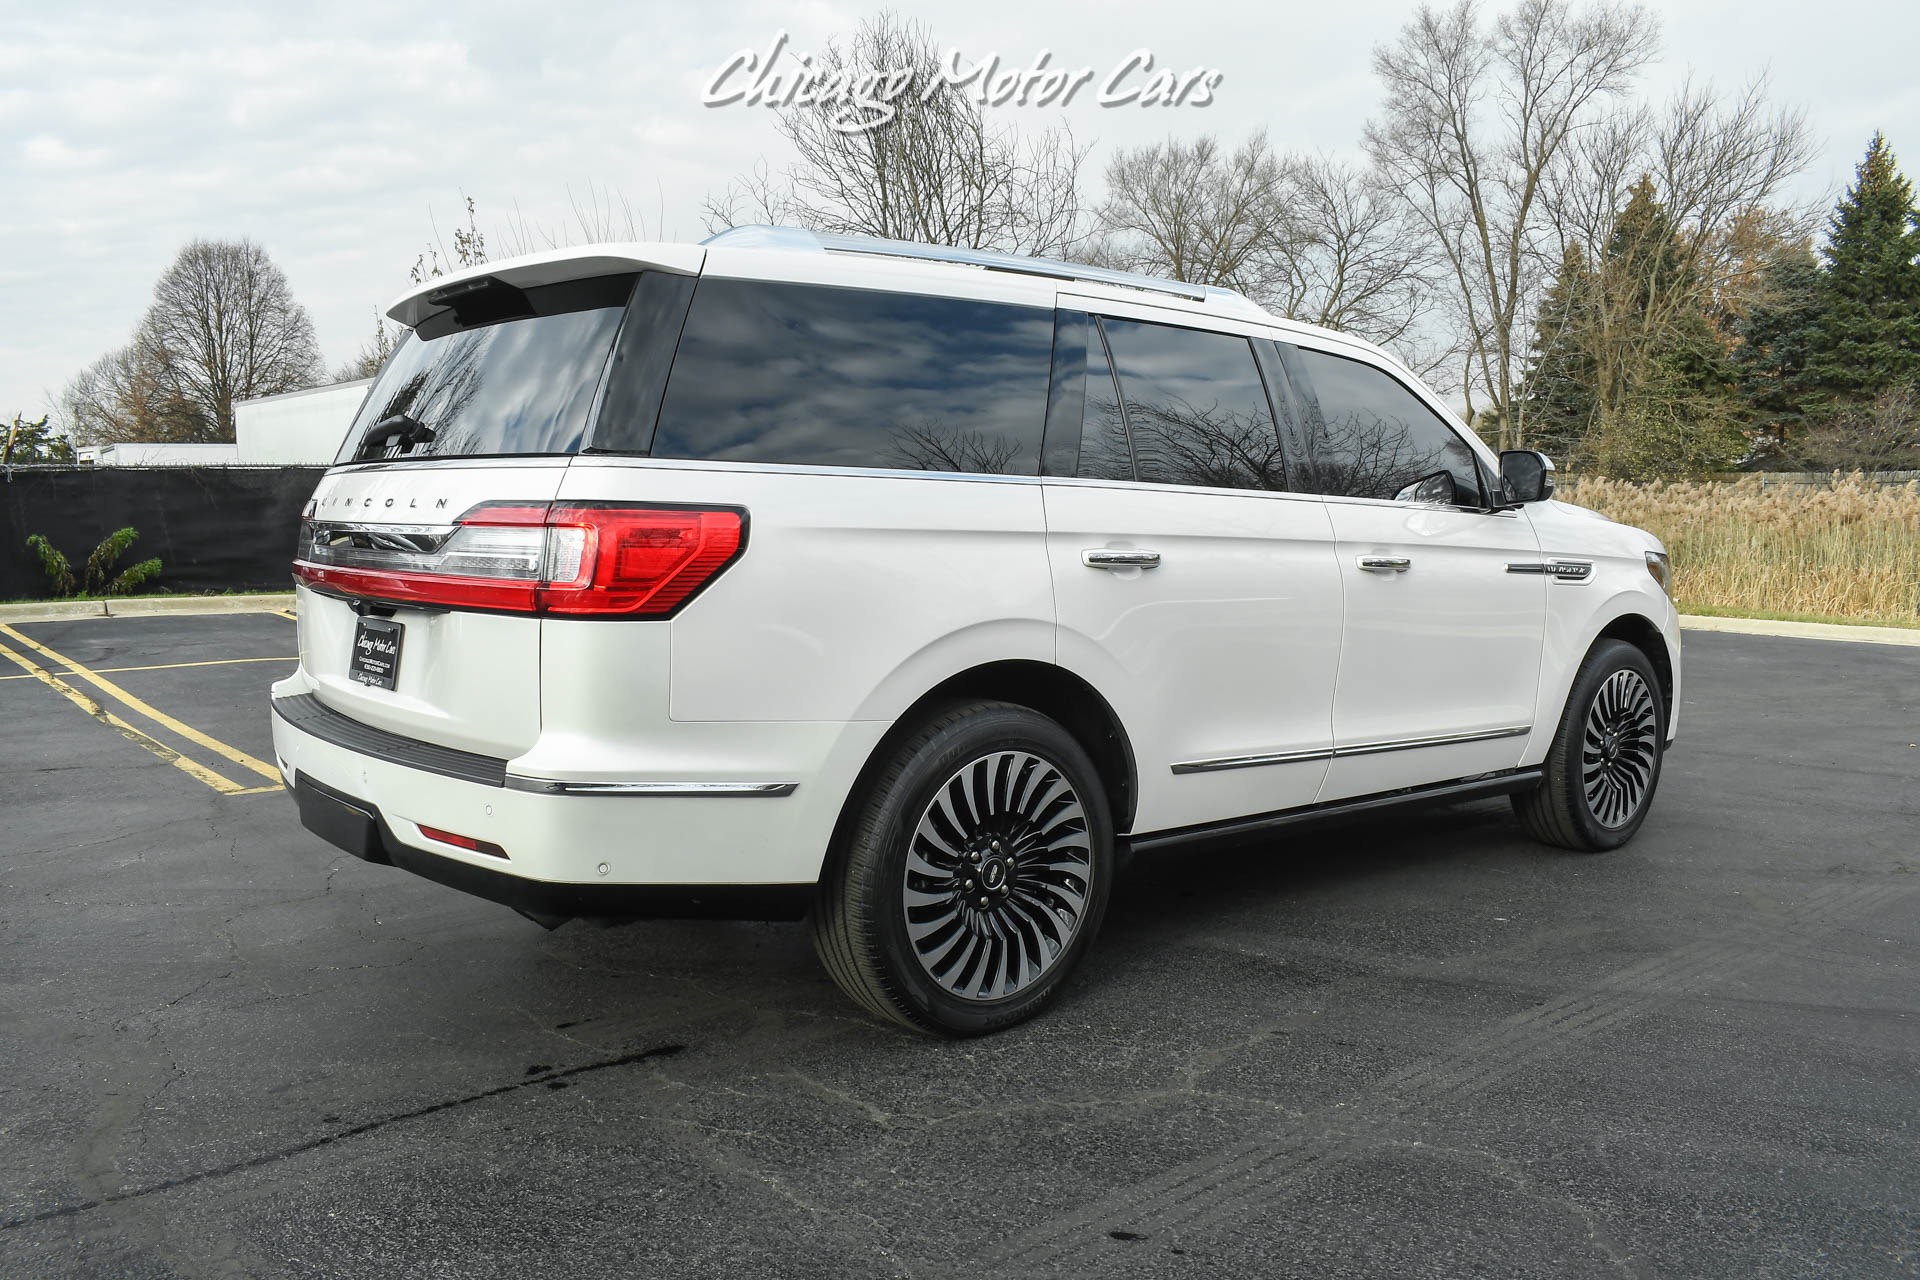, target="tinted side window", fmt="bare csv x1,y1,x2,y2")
1077,320,1135,482
1289,347,1483,504
651,280,1052,474
1099,319,1286,491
